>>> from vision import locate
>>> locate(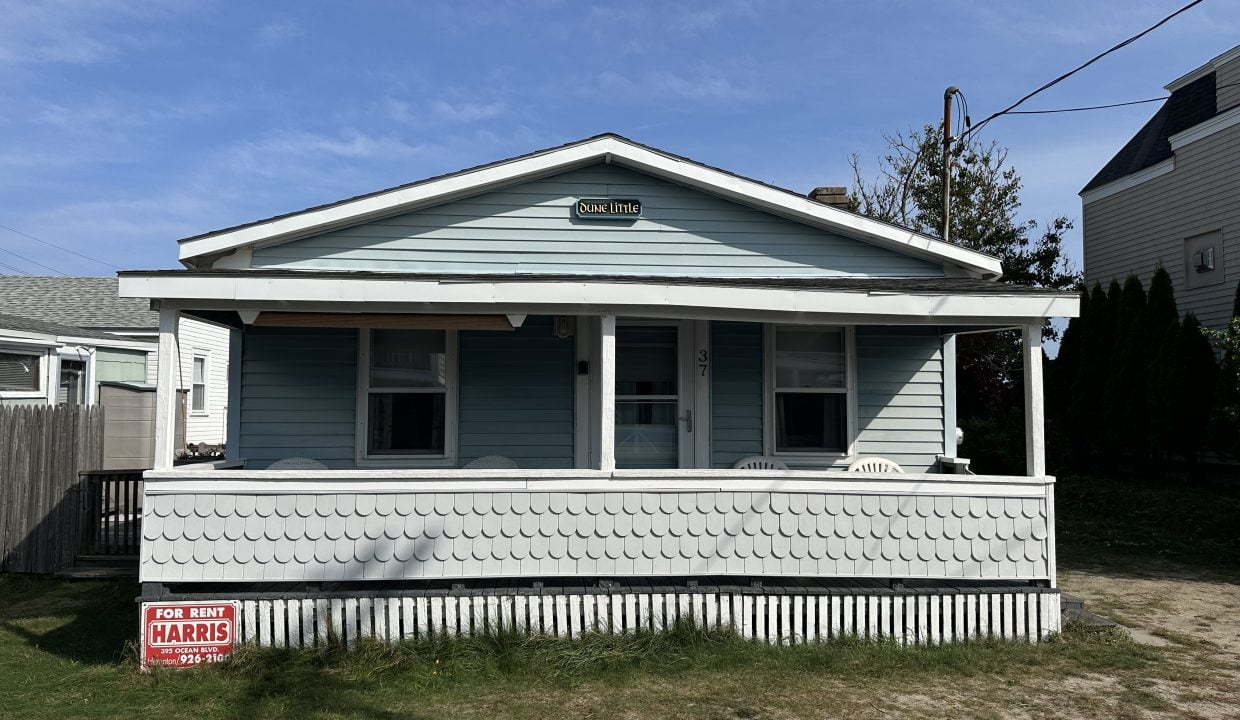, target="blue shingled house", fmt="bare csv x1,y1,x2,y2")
119,134,1078,647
